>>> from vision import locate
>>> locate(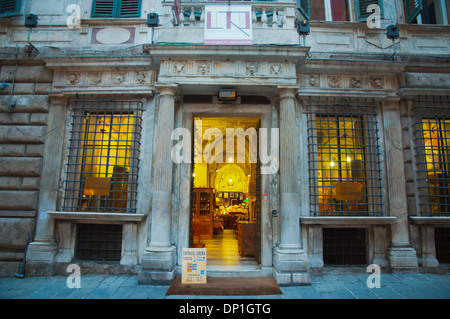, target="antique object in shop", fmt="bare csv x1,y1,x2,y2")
192,188,214,240
237,221,256,257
